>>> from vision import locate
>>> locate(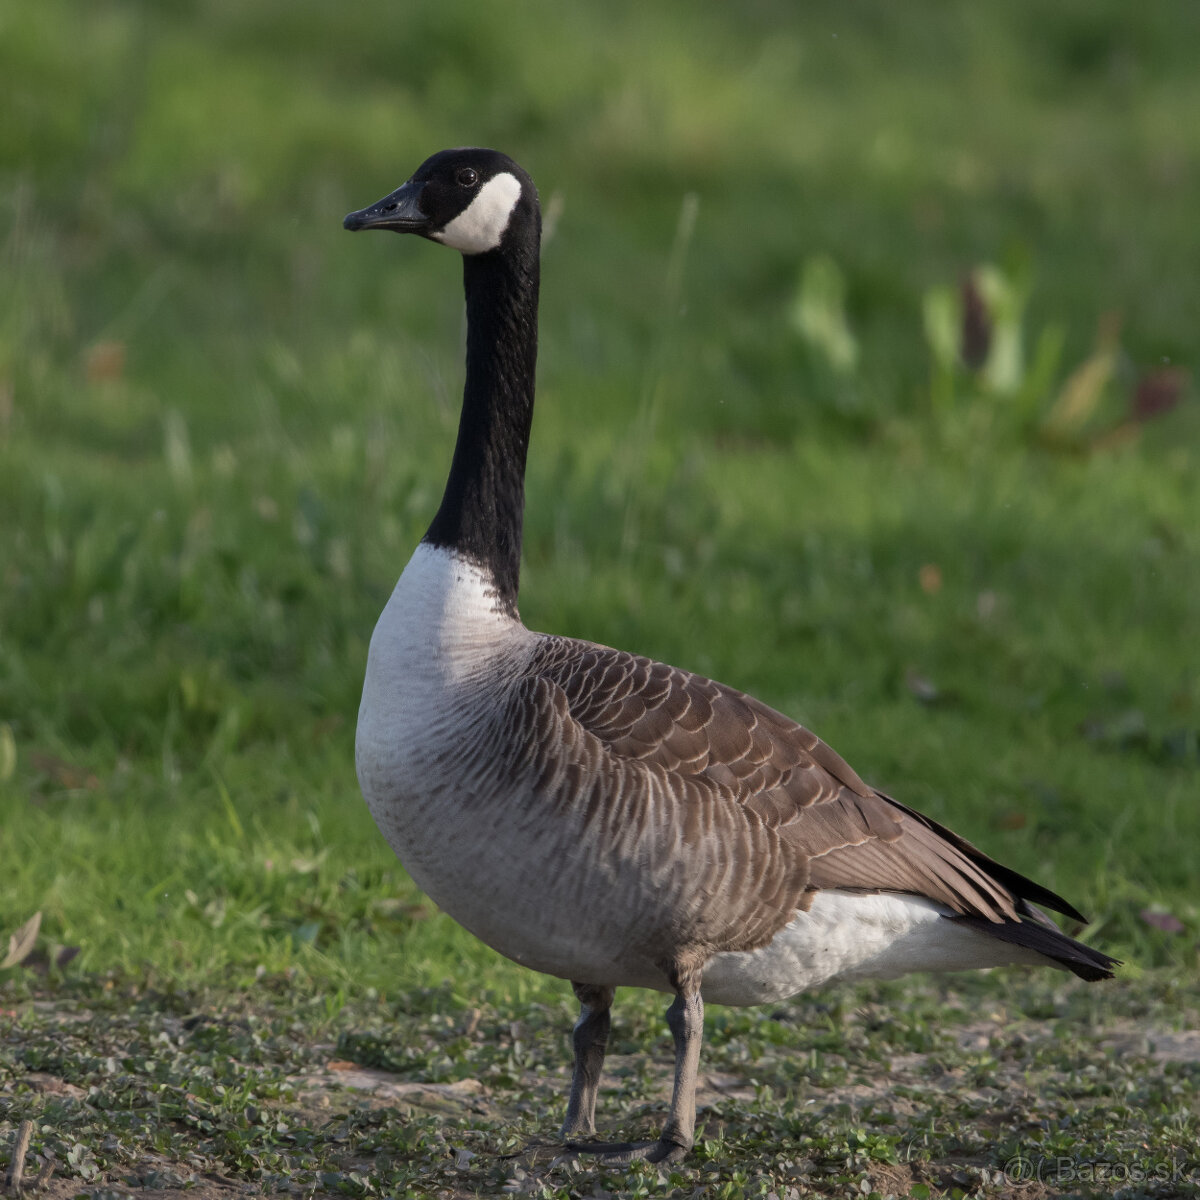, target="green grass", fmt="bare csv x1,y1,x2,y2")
3,974,1198,1198
2,0,1199,1195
